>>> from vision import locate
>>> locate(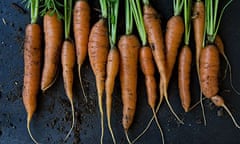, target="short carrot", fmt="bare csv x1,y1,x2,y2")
178,0,192,112
62,0,76,141
41,5,63,91
22,0,41,143
88,0,108,142
73,0,90,102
